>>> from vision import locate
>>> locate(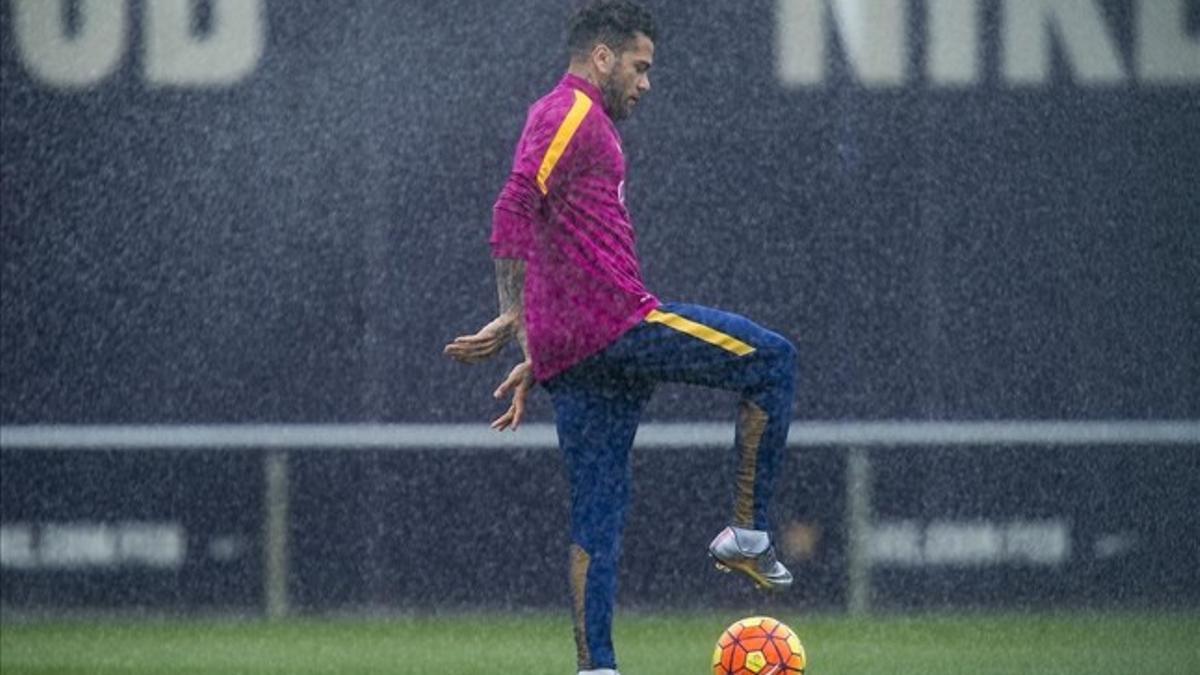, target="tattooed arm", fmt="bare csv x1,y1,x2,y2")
443,258,526,364
446,143,541,428
495,258,528,357
488,256,534,430
443,258,534,430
